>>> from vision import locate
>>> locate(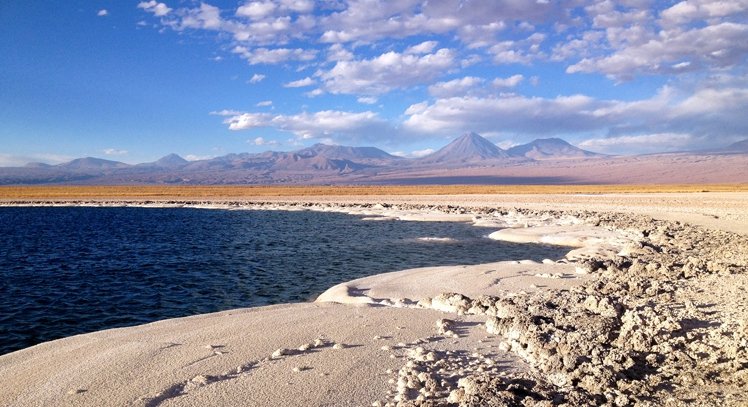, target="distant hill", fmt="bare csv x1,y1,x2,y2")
295,143,400,162
723,139,748,153
57,157,130,170
141,153,189,169
507,138,604,159
24,162,52,169
419,132,509,163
